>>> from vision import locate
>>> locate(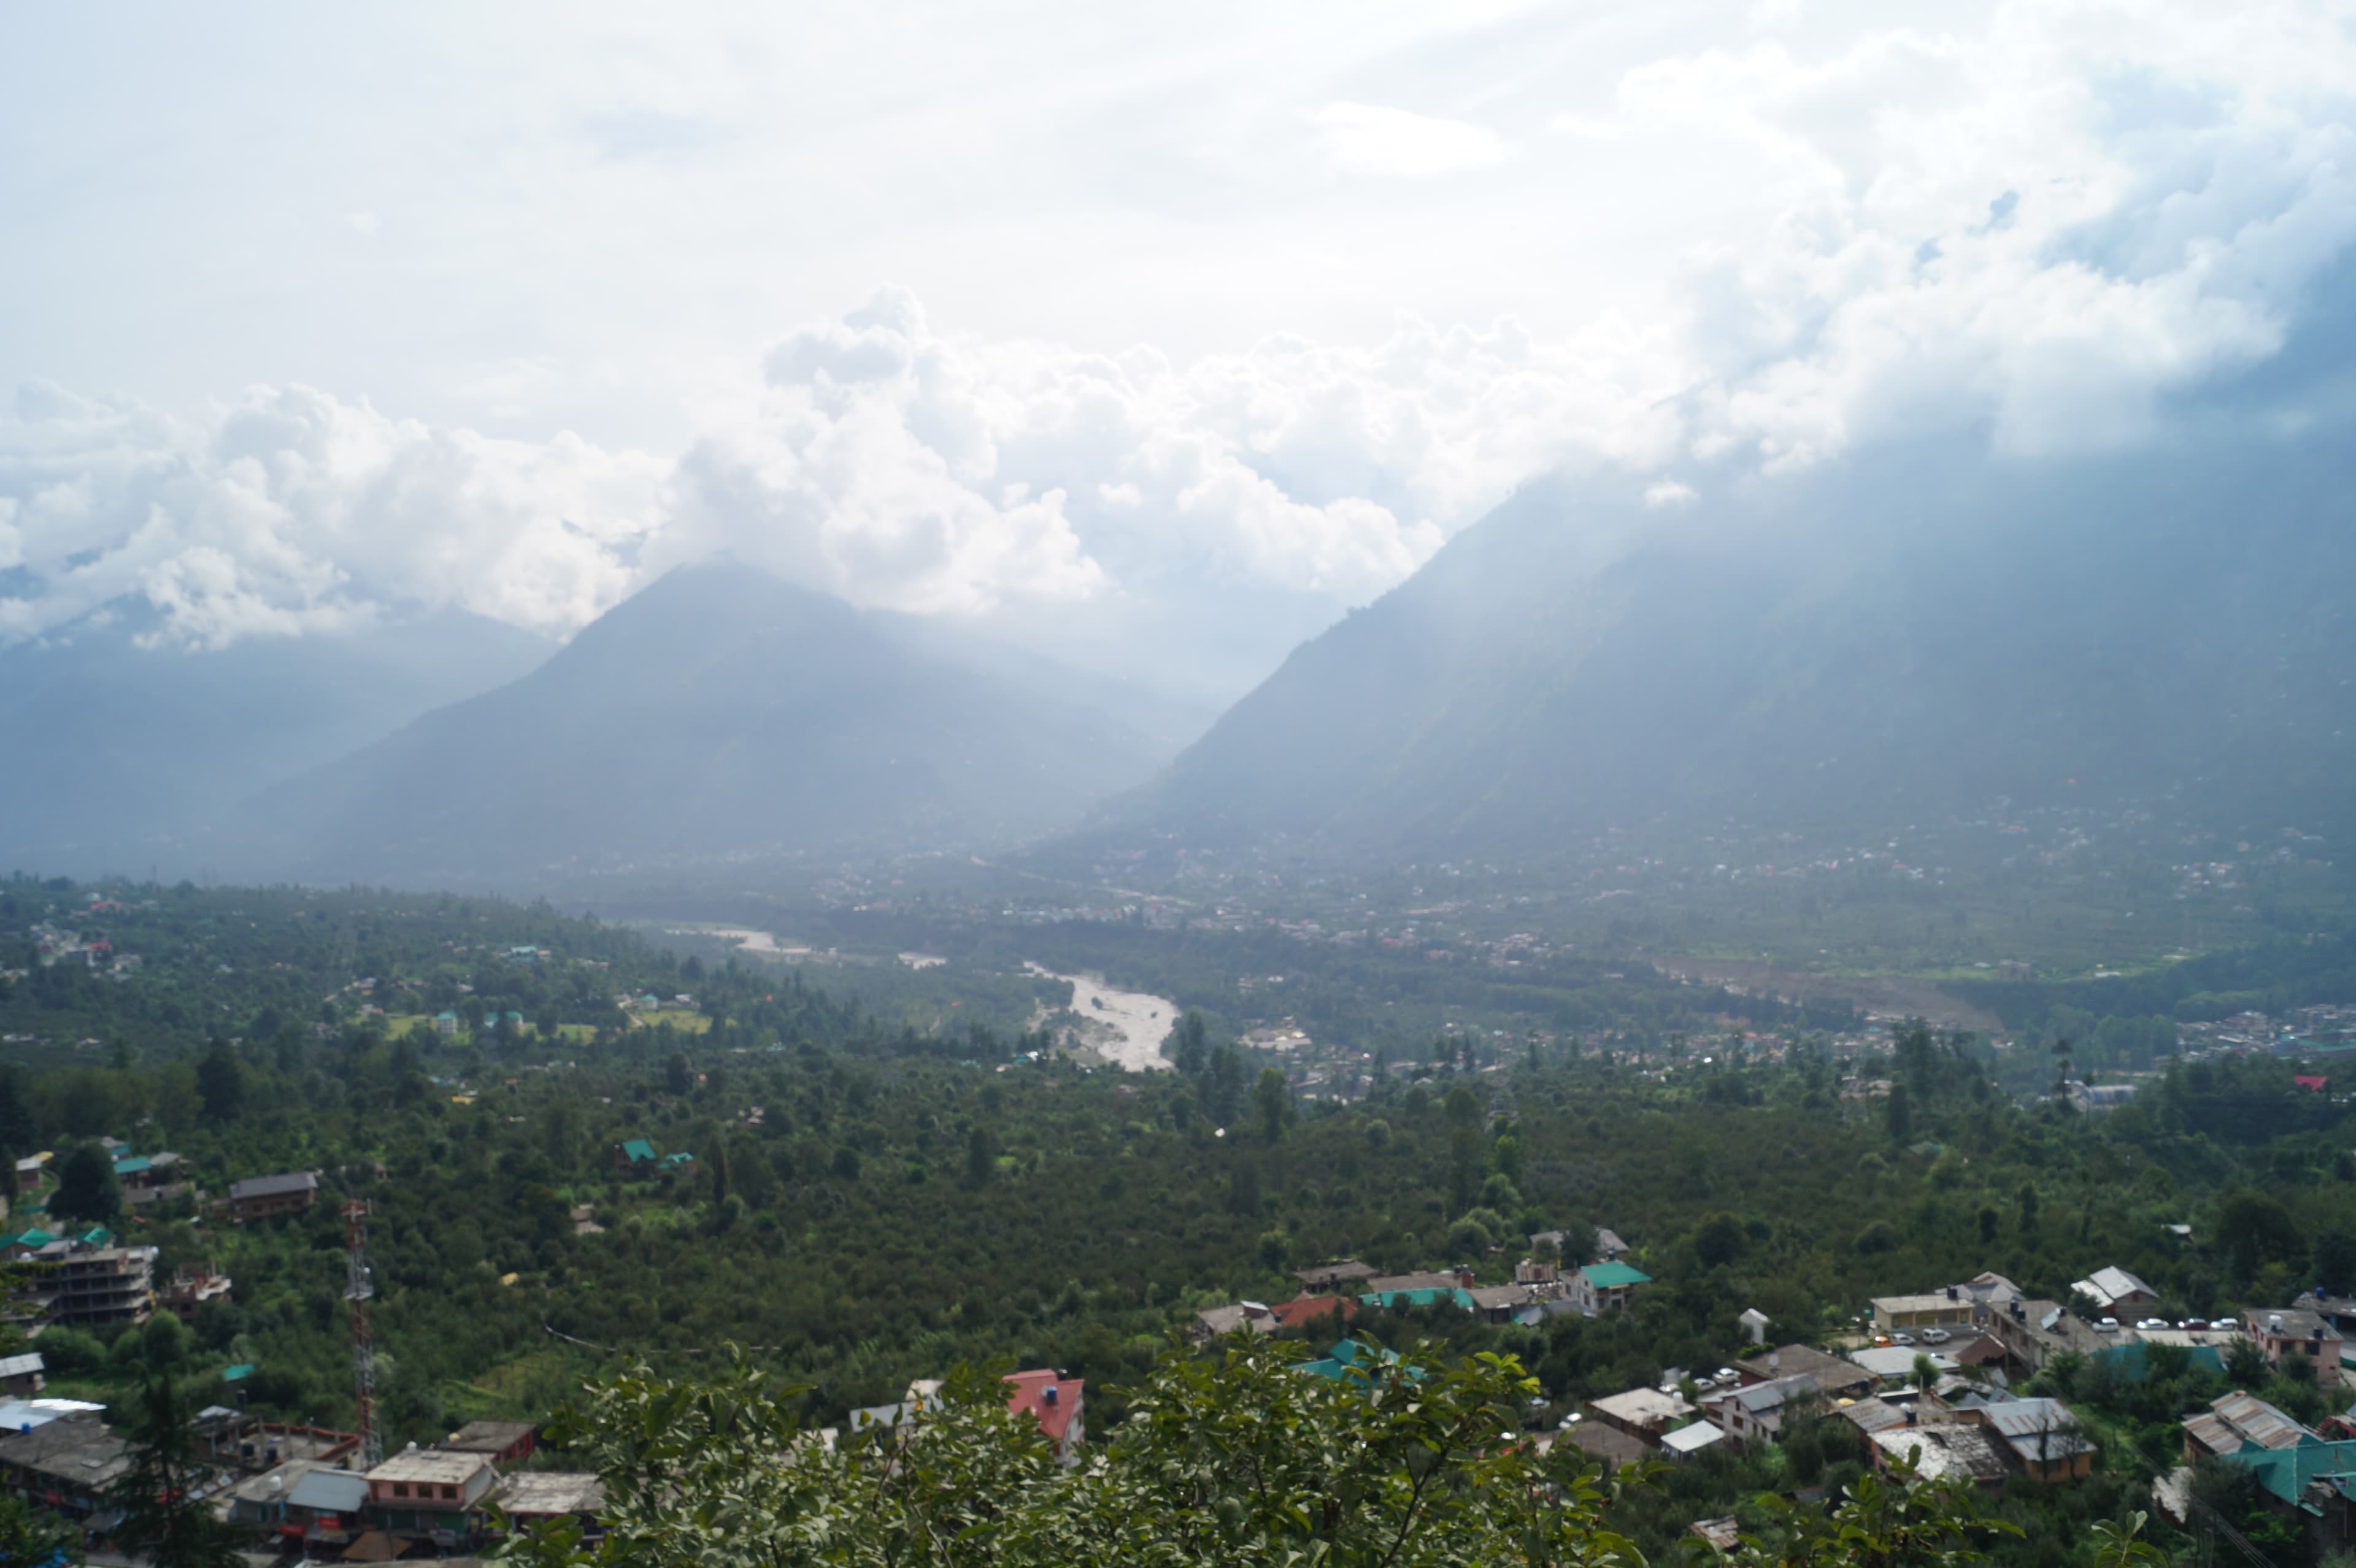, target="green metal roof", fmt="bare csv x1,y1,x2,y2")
221,1363,255,1382
112,1155,150,1175
1582,1261,1652,1288
2214,1439,2356,1511
1359,1288,1474,1311
619,1139,658,1161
